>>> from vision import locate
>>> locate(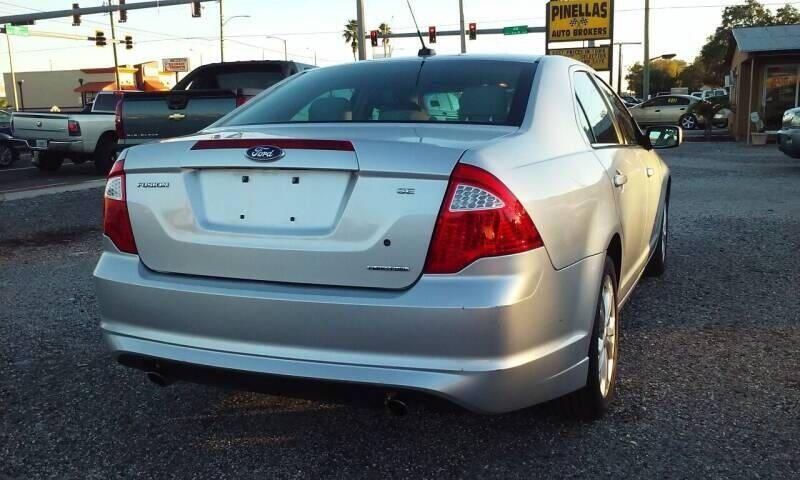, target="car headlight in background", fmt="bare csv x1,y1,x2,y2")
791,114,800,128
